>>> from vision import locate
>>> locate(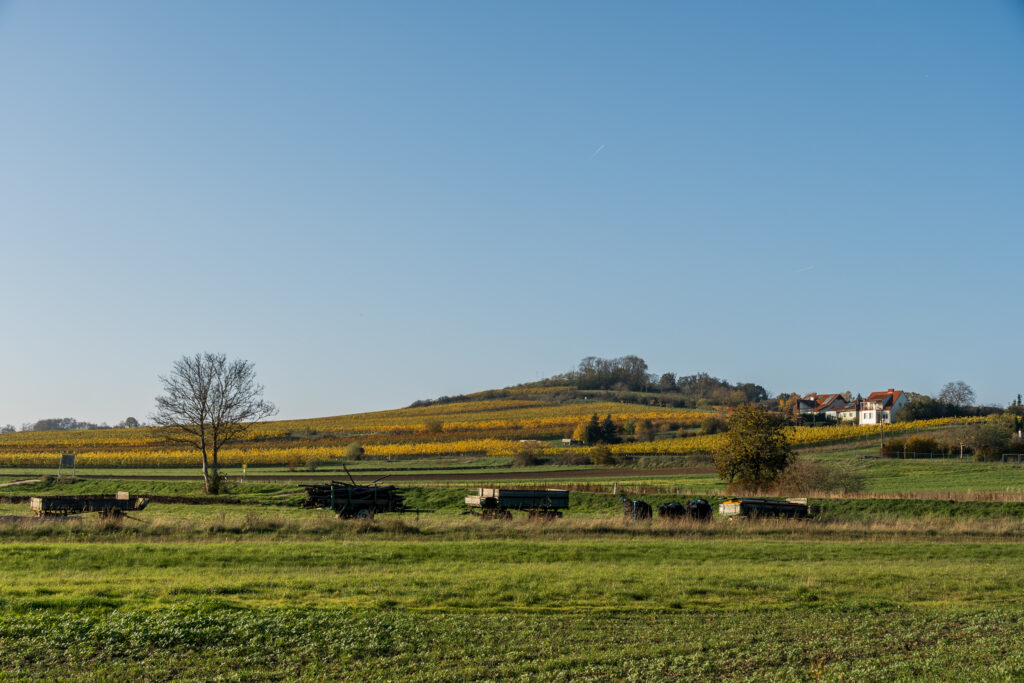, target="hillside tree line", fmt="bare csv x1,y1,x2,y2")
549,356,768,405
